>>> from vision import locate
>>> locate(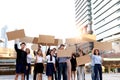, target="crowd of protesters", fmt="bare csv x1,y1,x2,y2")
14,40,103,80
